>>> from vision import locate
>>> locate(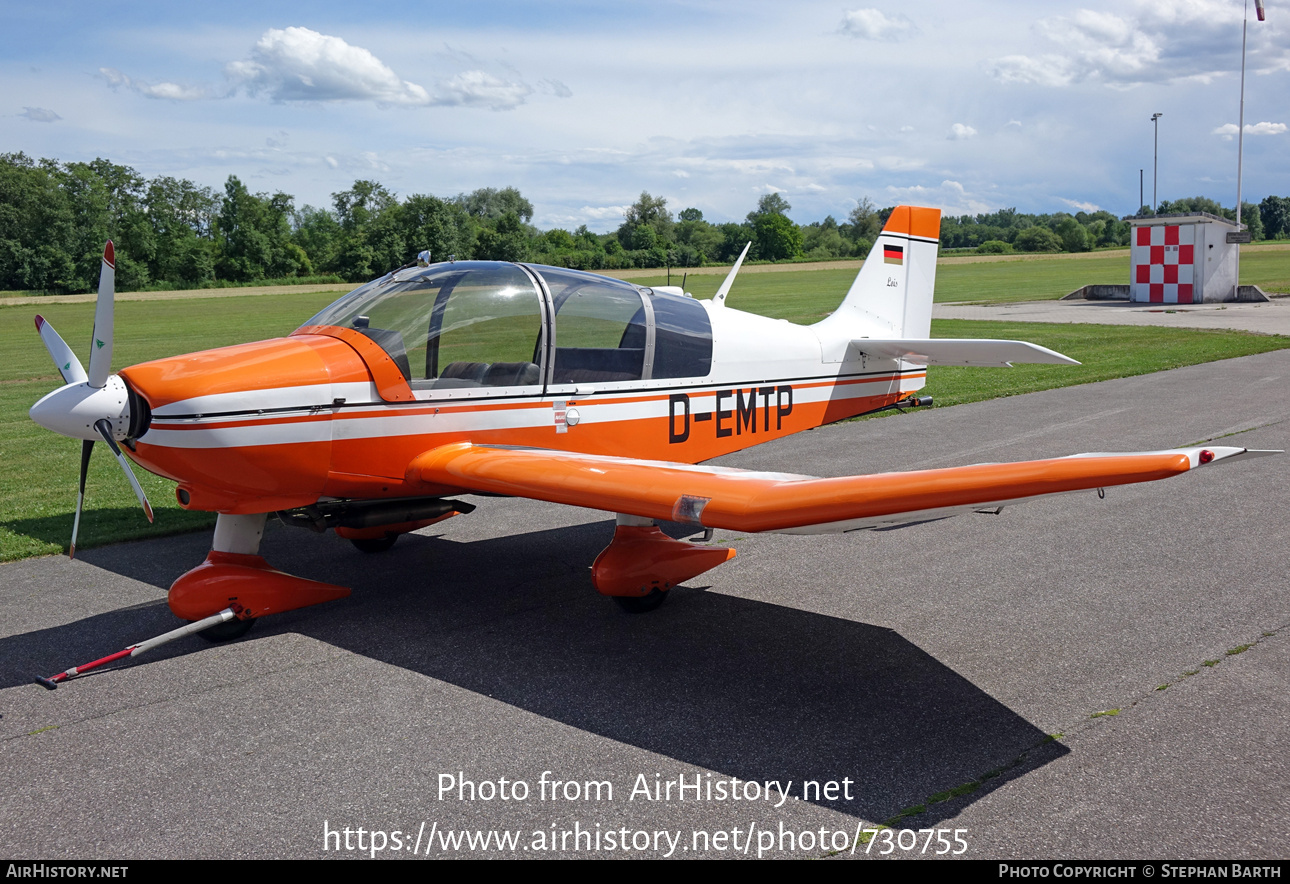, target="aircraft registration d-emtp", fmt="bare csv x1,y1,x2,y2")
28,205,1278,668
